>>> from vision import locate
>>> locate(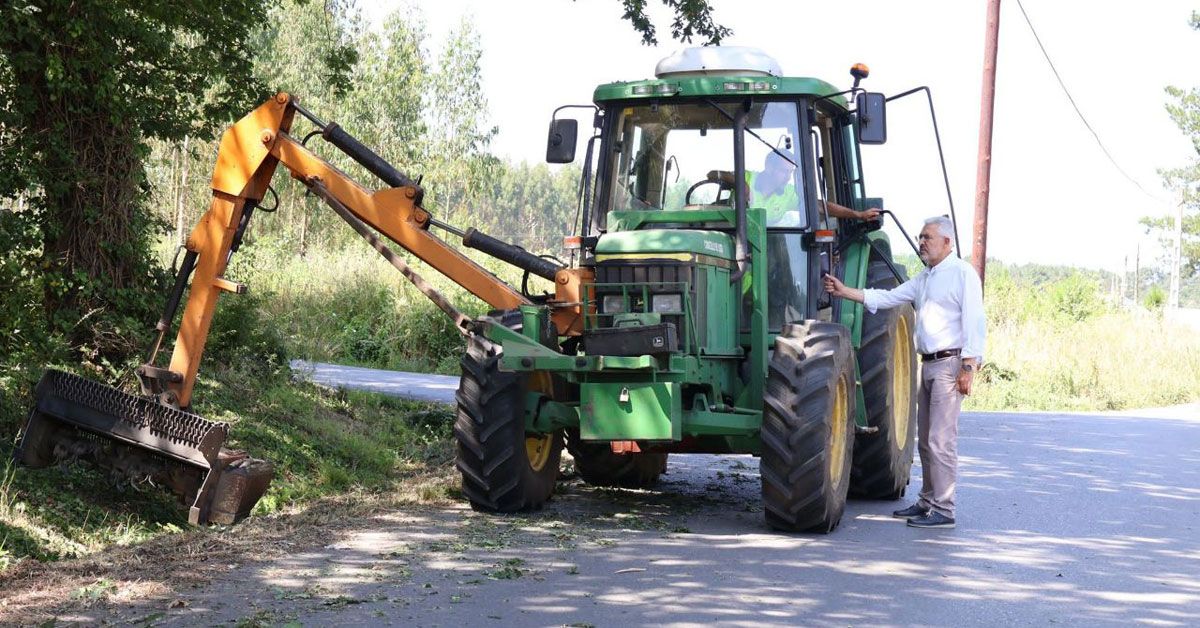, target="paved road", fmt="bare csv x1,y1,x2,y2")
93,365,1200,626
290,360,460,404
